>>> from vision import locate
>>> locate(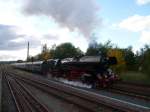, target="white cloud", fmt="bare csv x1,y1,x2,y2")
119,15,150,32
0,54,15,61
136,0,150,5
139,30,150,44
0,47,41,61
119,15,150,49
